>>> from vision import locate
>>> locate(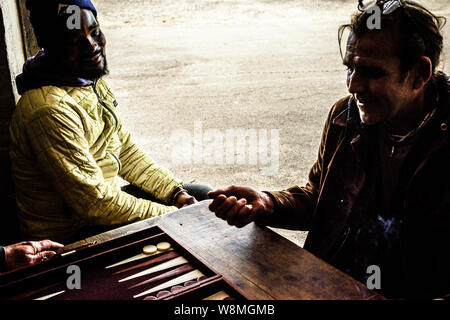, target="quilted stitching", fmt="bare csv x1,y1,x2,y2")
10,78,182,242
